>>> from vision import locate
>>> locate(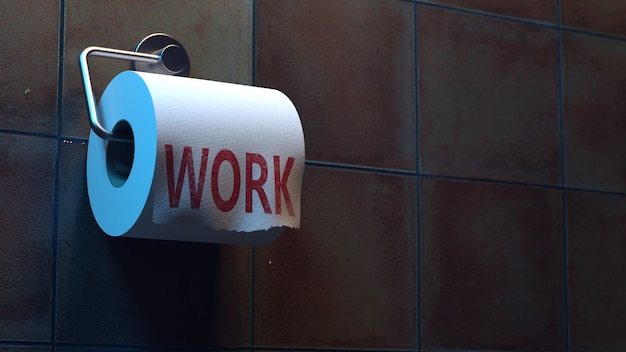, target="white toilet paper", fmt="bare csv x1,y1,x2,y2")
86,70,305,245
